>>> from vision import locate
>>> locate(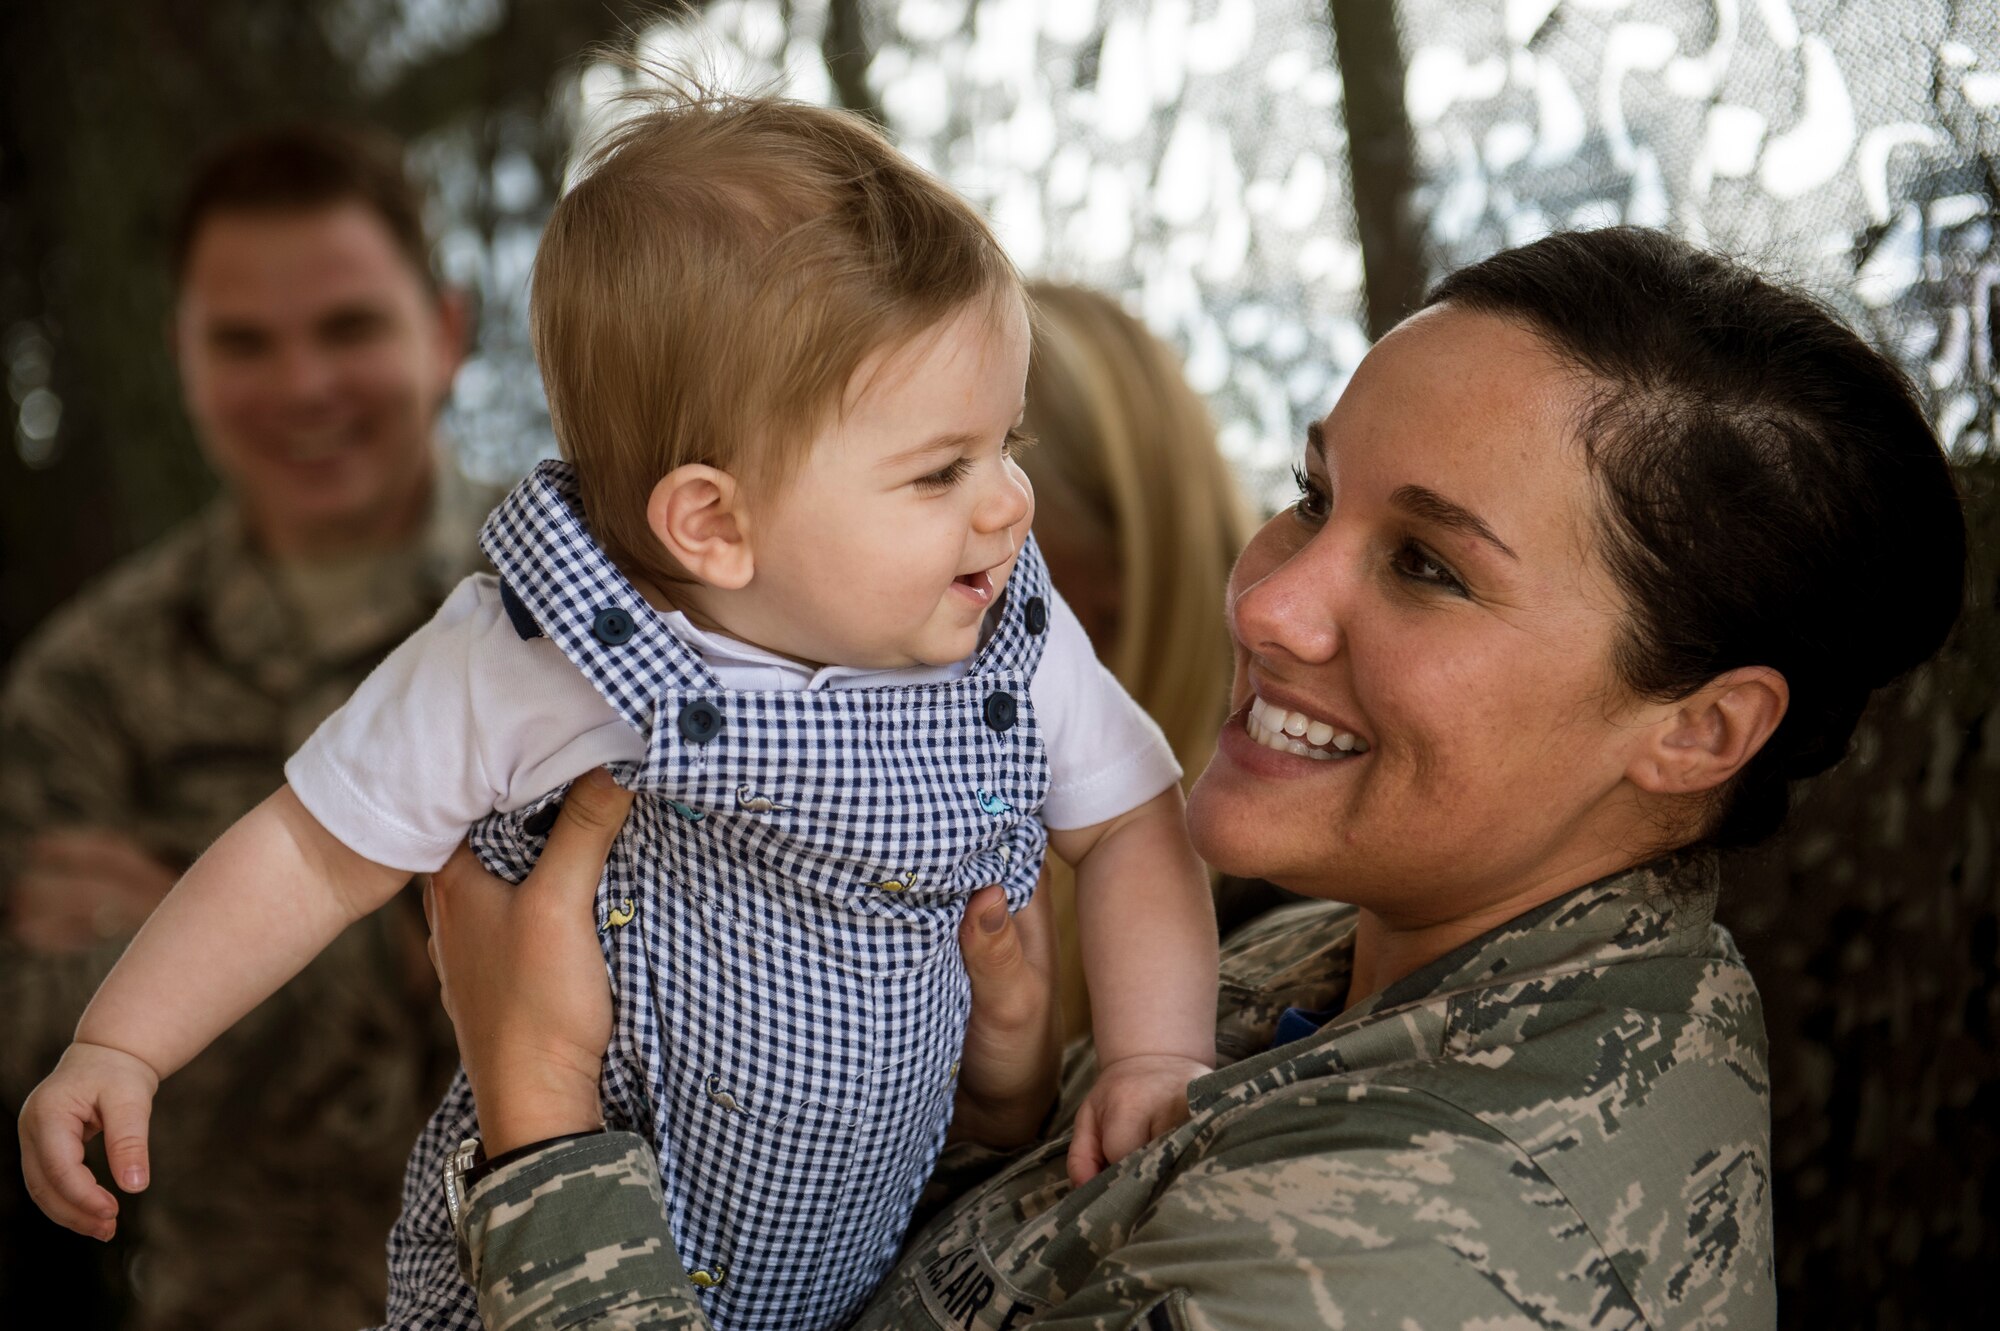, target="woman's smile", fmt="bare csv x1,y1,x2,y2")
1239,690,1369,761
1232,687,1376,763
